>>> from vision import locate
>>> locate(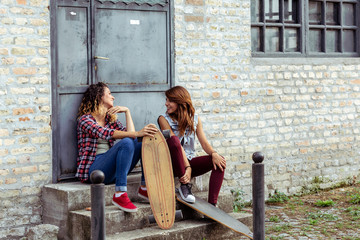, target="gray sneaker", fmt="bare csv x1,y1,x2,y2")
179,183,196,203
